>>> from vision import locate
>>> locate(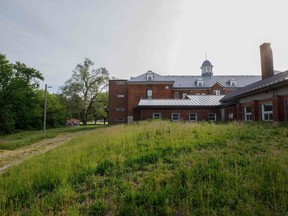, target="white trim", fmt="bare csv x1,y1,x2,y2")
189,113,197,122
171,113,180,121
153,113,161,119
261,103,273,121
